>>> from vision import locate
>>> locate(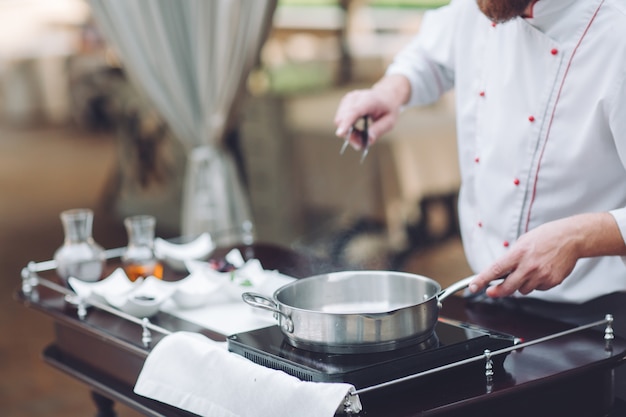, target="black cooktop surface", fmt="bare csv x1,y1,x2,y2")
227,318,517,389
